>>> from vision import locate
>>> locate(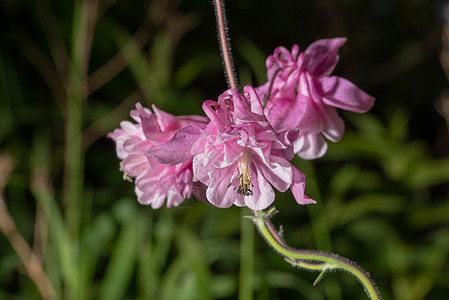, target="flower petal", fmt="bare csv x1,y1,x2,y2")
320,106,345,142
146,125,205,165
256,154,292,192
303,38,346,77
319,76,375,113
206,167,241,208
135,183,166,209
290,166,316,205
265,96,298,132
245,164,275,210
293,133,328,160
122,153,149,176
243,85,264,116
